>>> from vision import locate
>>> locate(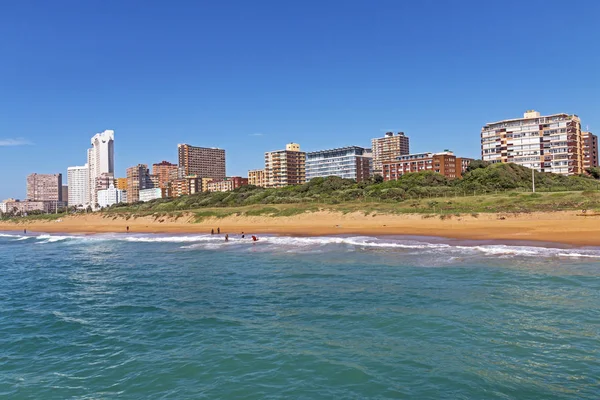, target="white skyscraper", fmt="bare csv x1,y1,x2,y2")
87,130,115,207
67,164,90,208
